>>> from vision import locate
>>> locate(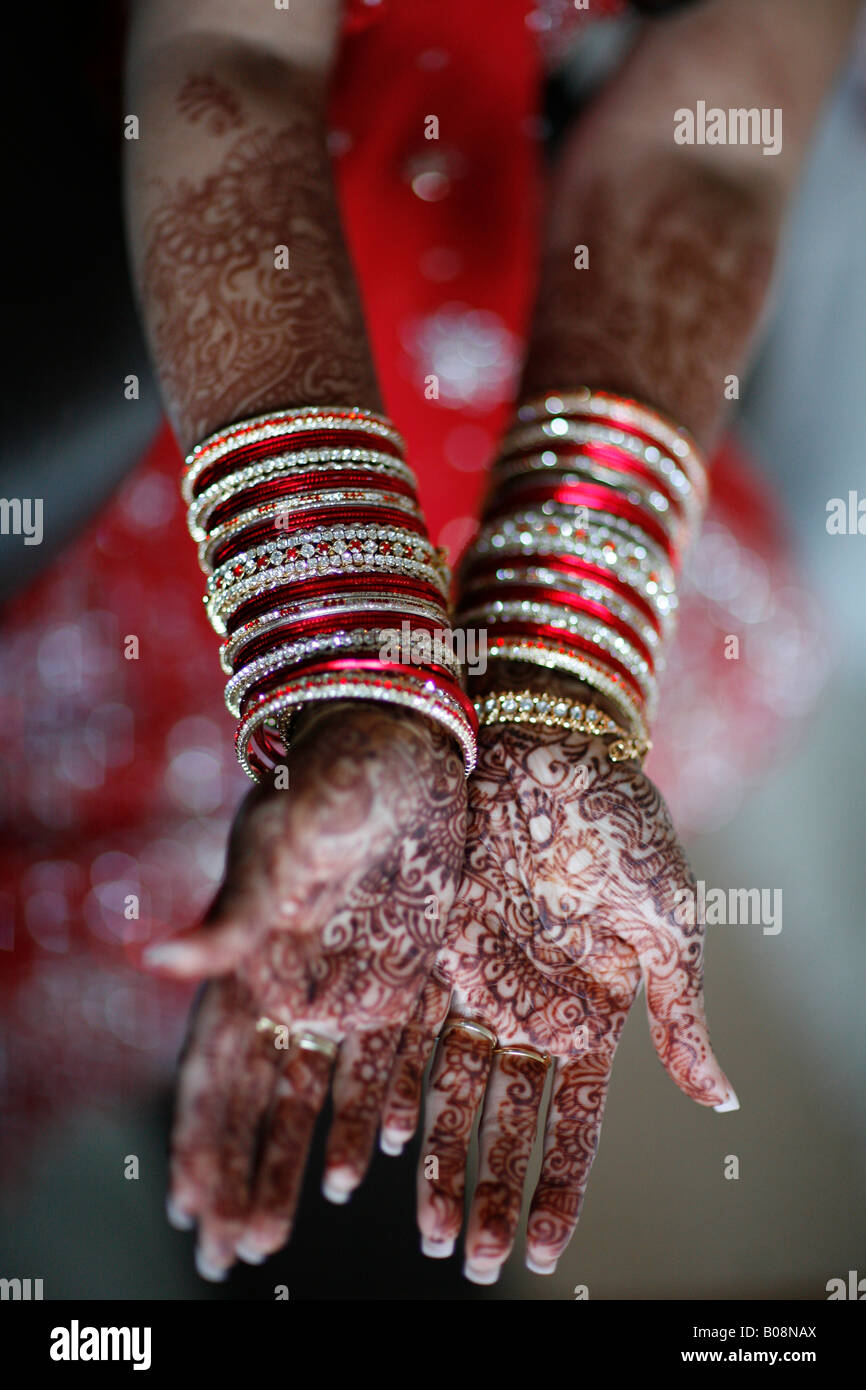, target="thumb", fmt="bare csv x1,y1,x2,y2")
143,887,263,980
635,933,738,1112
